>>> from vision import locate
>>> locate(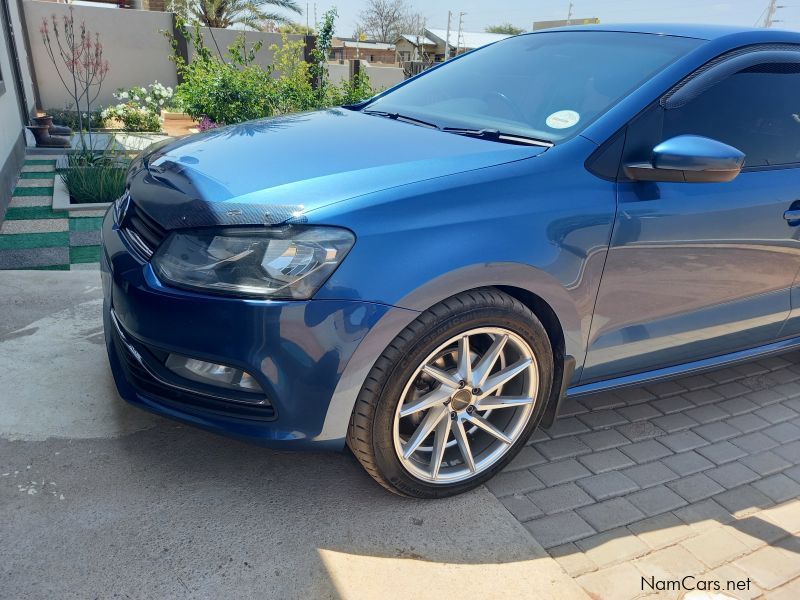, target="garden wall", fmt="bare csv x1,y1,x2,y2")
362,63,405,92
22,0,404,113
24,1,176,109
327,62,350,86
193,27,303,74
327,61,404,92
